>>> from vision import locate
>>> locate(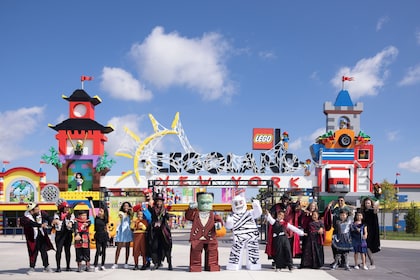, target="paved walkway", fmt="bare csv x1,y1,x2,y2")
0,232,418,280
